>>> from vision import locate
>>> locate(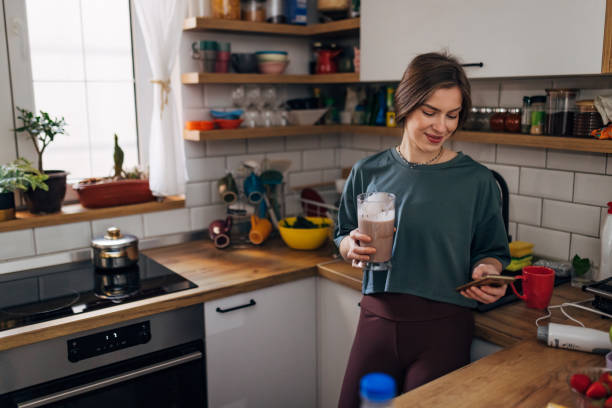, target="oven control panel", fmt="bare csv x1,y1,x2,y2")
67,321,151,362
